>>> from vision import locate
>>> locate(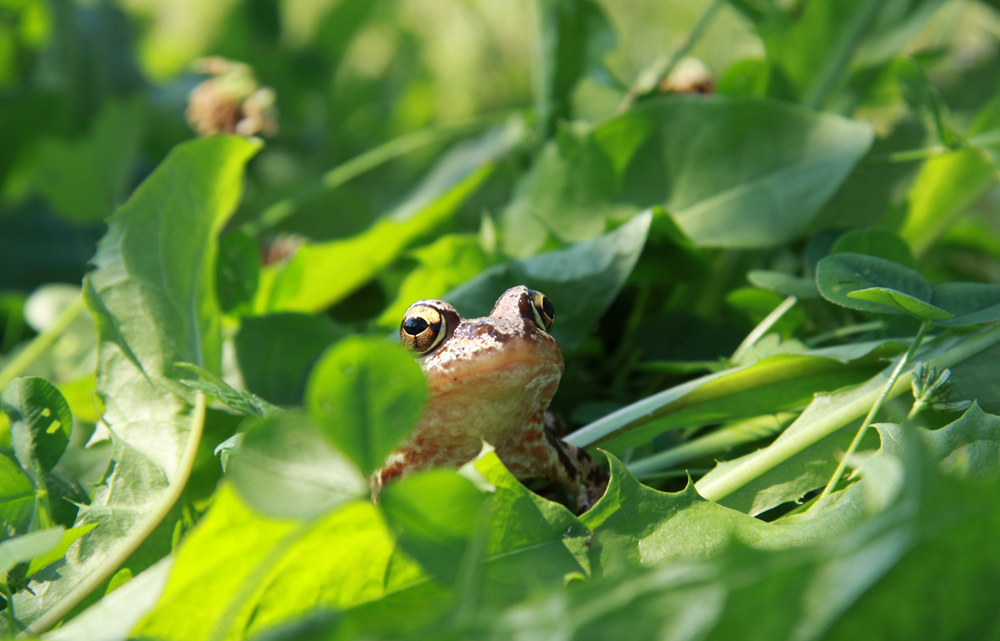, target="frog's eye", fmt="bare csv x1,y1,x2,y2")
400,304,448,354
527,290,555,332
